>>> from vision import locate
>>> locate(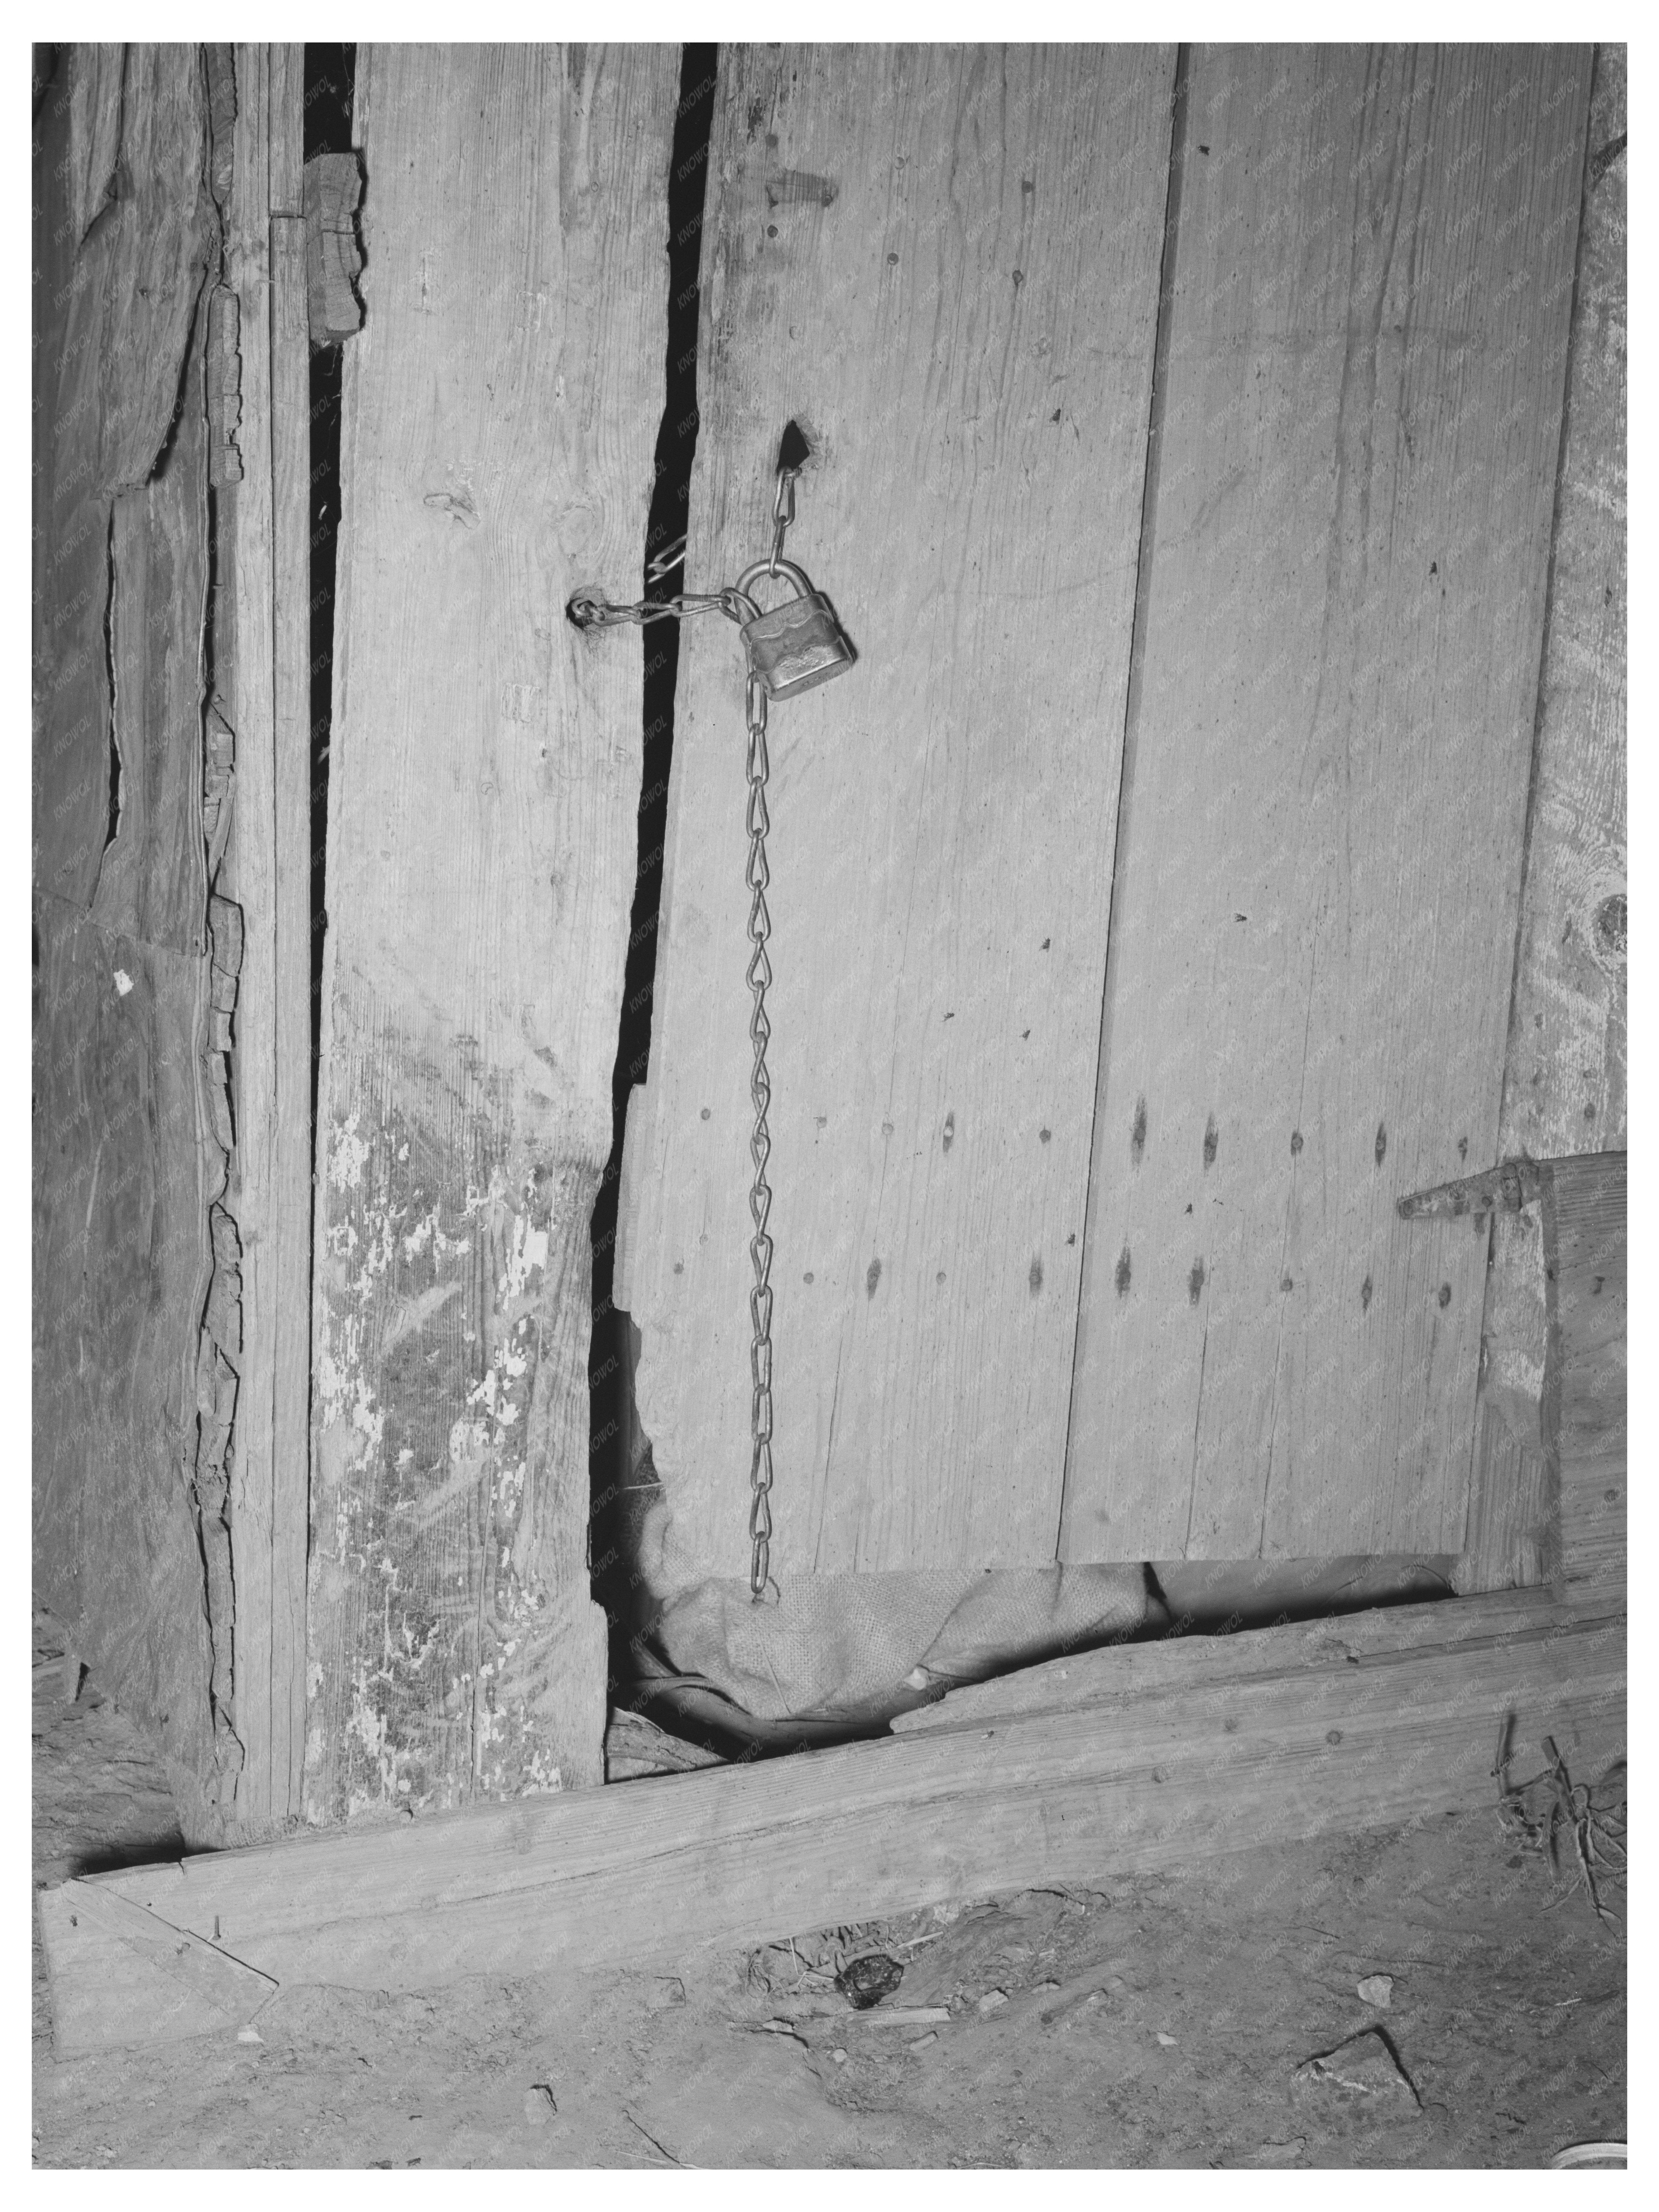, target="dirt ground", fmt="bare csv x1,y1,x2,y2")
33,1643,1626,2171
